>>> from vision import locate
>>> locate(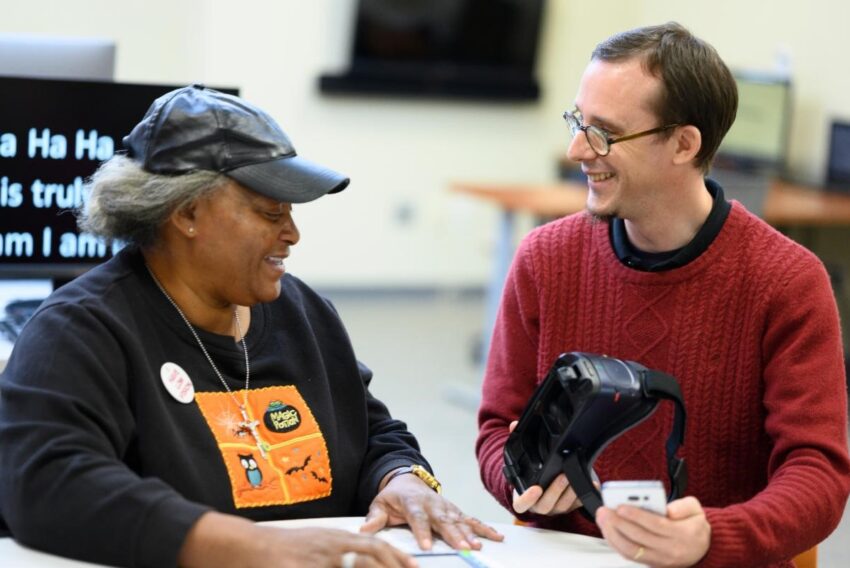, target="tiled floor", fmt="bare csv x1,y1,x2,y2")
327,290,850,567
